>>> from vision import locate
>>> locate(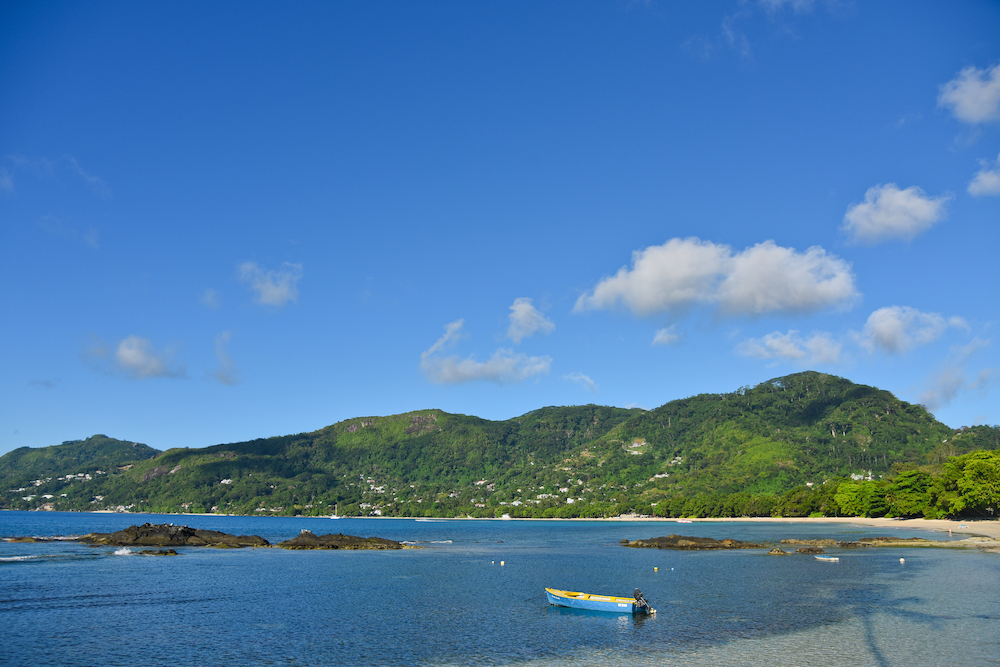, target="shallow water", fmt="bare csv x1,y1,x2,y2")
1,512,997,666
